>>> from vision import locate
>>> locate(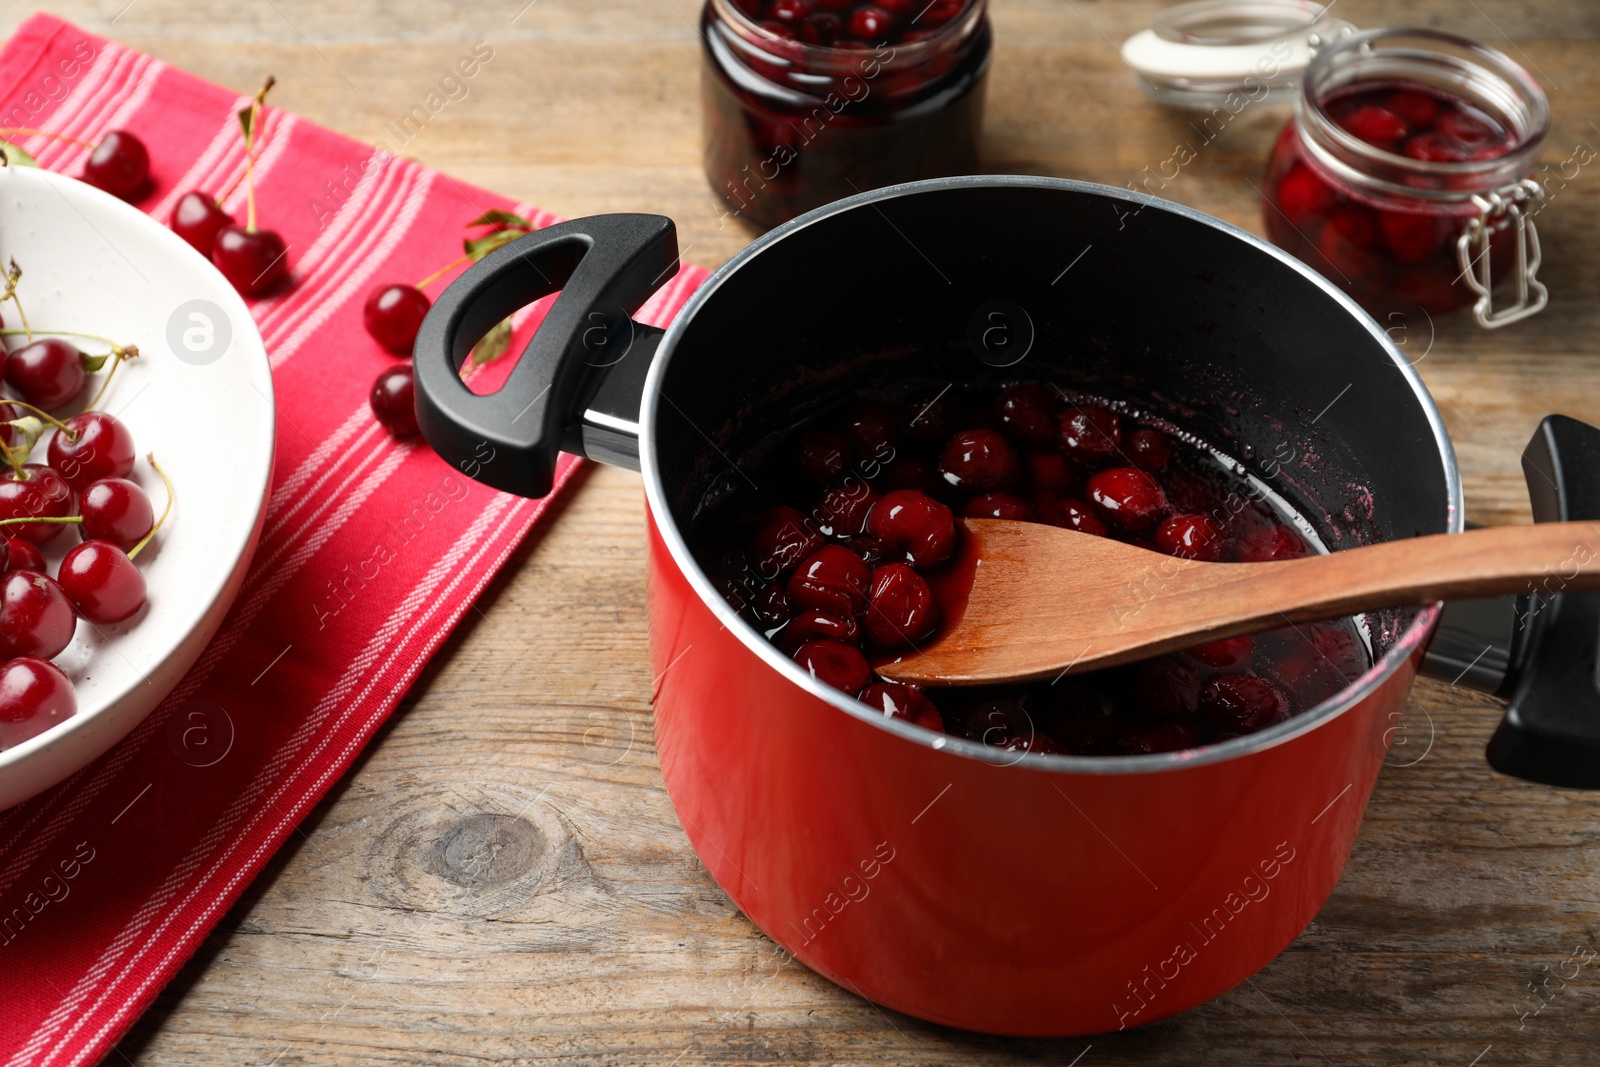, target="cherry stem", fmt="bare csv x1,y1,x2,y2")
129,453,172,560
0,441,29,480
415,255,472,292
0,327,130,351
0,402,74,438
242,75,275,234
0,515,79,526
2,262,32,343
0,127,96,150
85,348,137,412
